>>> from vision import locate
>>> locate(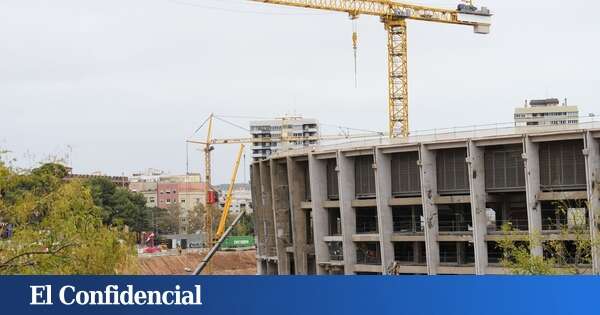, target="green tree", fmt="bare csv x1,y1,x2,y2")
187,203,205,234
0,162,136,274
155,204,183,235
85,177,149,232
231,212,254,236
498,200,593,275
